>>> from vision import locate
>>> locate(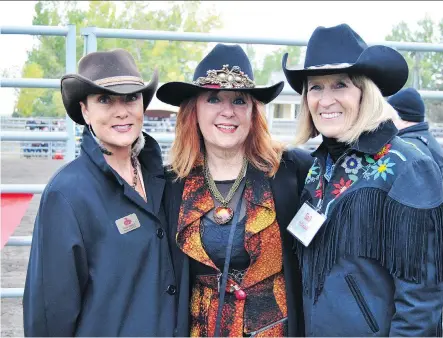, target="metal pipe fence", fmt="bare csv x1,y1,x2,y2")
279,88,443,100
82,27,443,100
1,78,60,88
5,236,33,246
1,288,26,299
1,24,76,300
0,25,77,158
81,27,443,52
0,116,66,131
